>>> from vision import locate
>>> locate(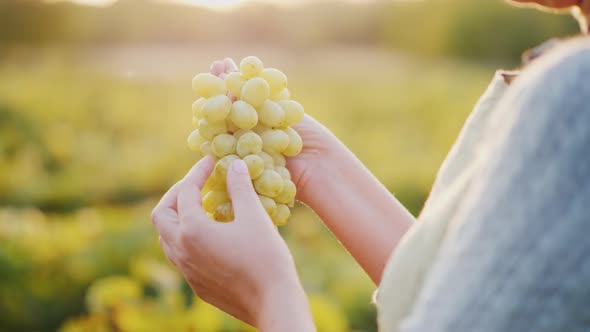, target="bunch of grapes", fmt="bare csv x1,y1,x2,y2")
187,56,304,226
